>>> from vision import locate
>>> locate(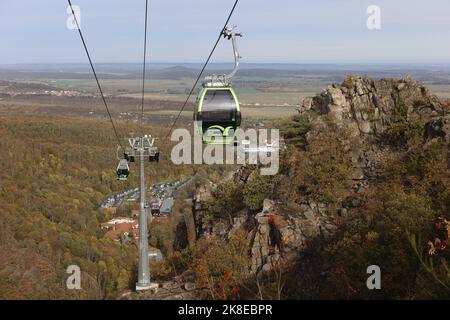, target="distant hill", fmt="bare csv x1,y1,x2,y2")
1,63,450,84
